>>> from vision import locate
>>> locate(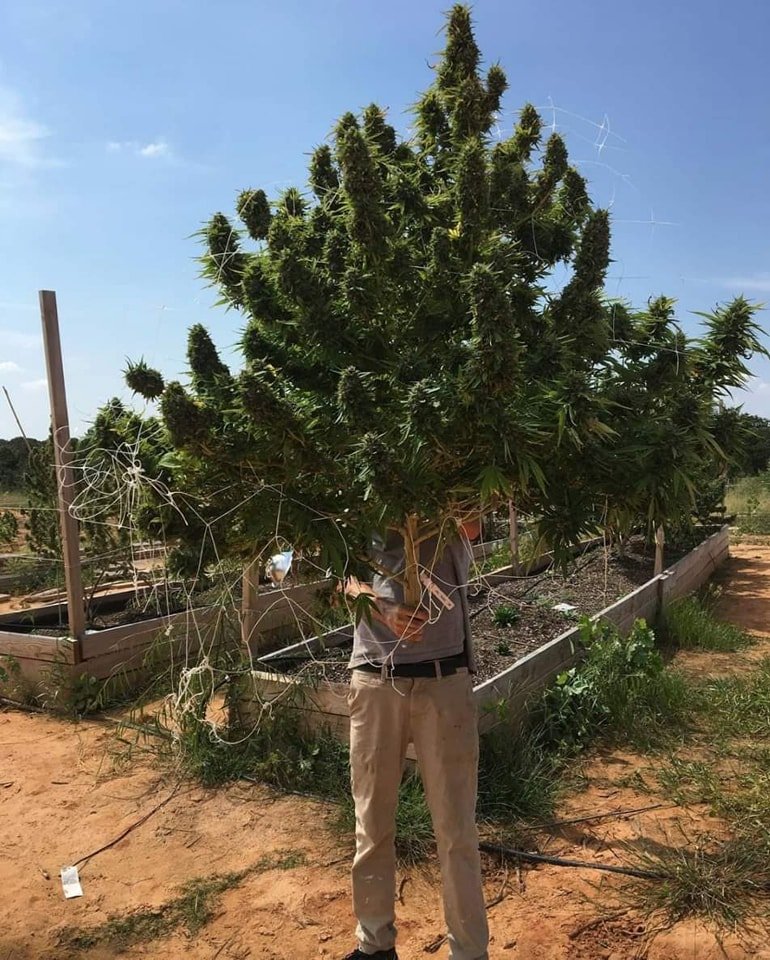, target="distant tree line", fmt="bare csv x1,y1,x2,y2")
0,437,45,492
732,413,770,476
